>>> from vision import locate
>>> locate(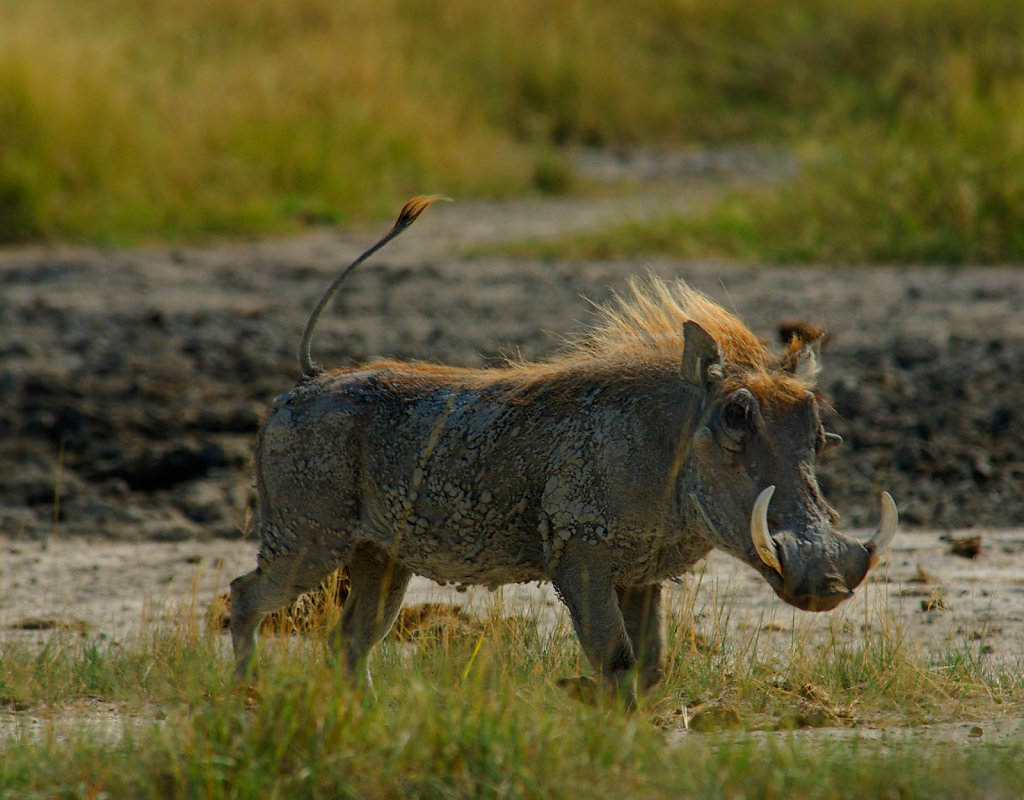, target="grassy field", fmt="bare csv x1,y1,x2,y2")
2,584,1023,798
2,0,1023,262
